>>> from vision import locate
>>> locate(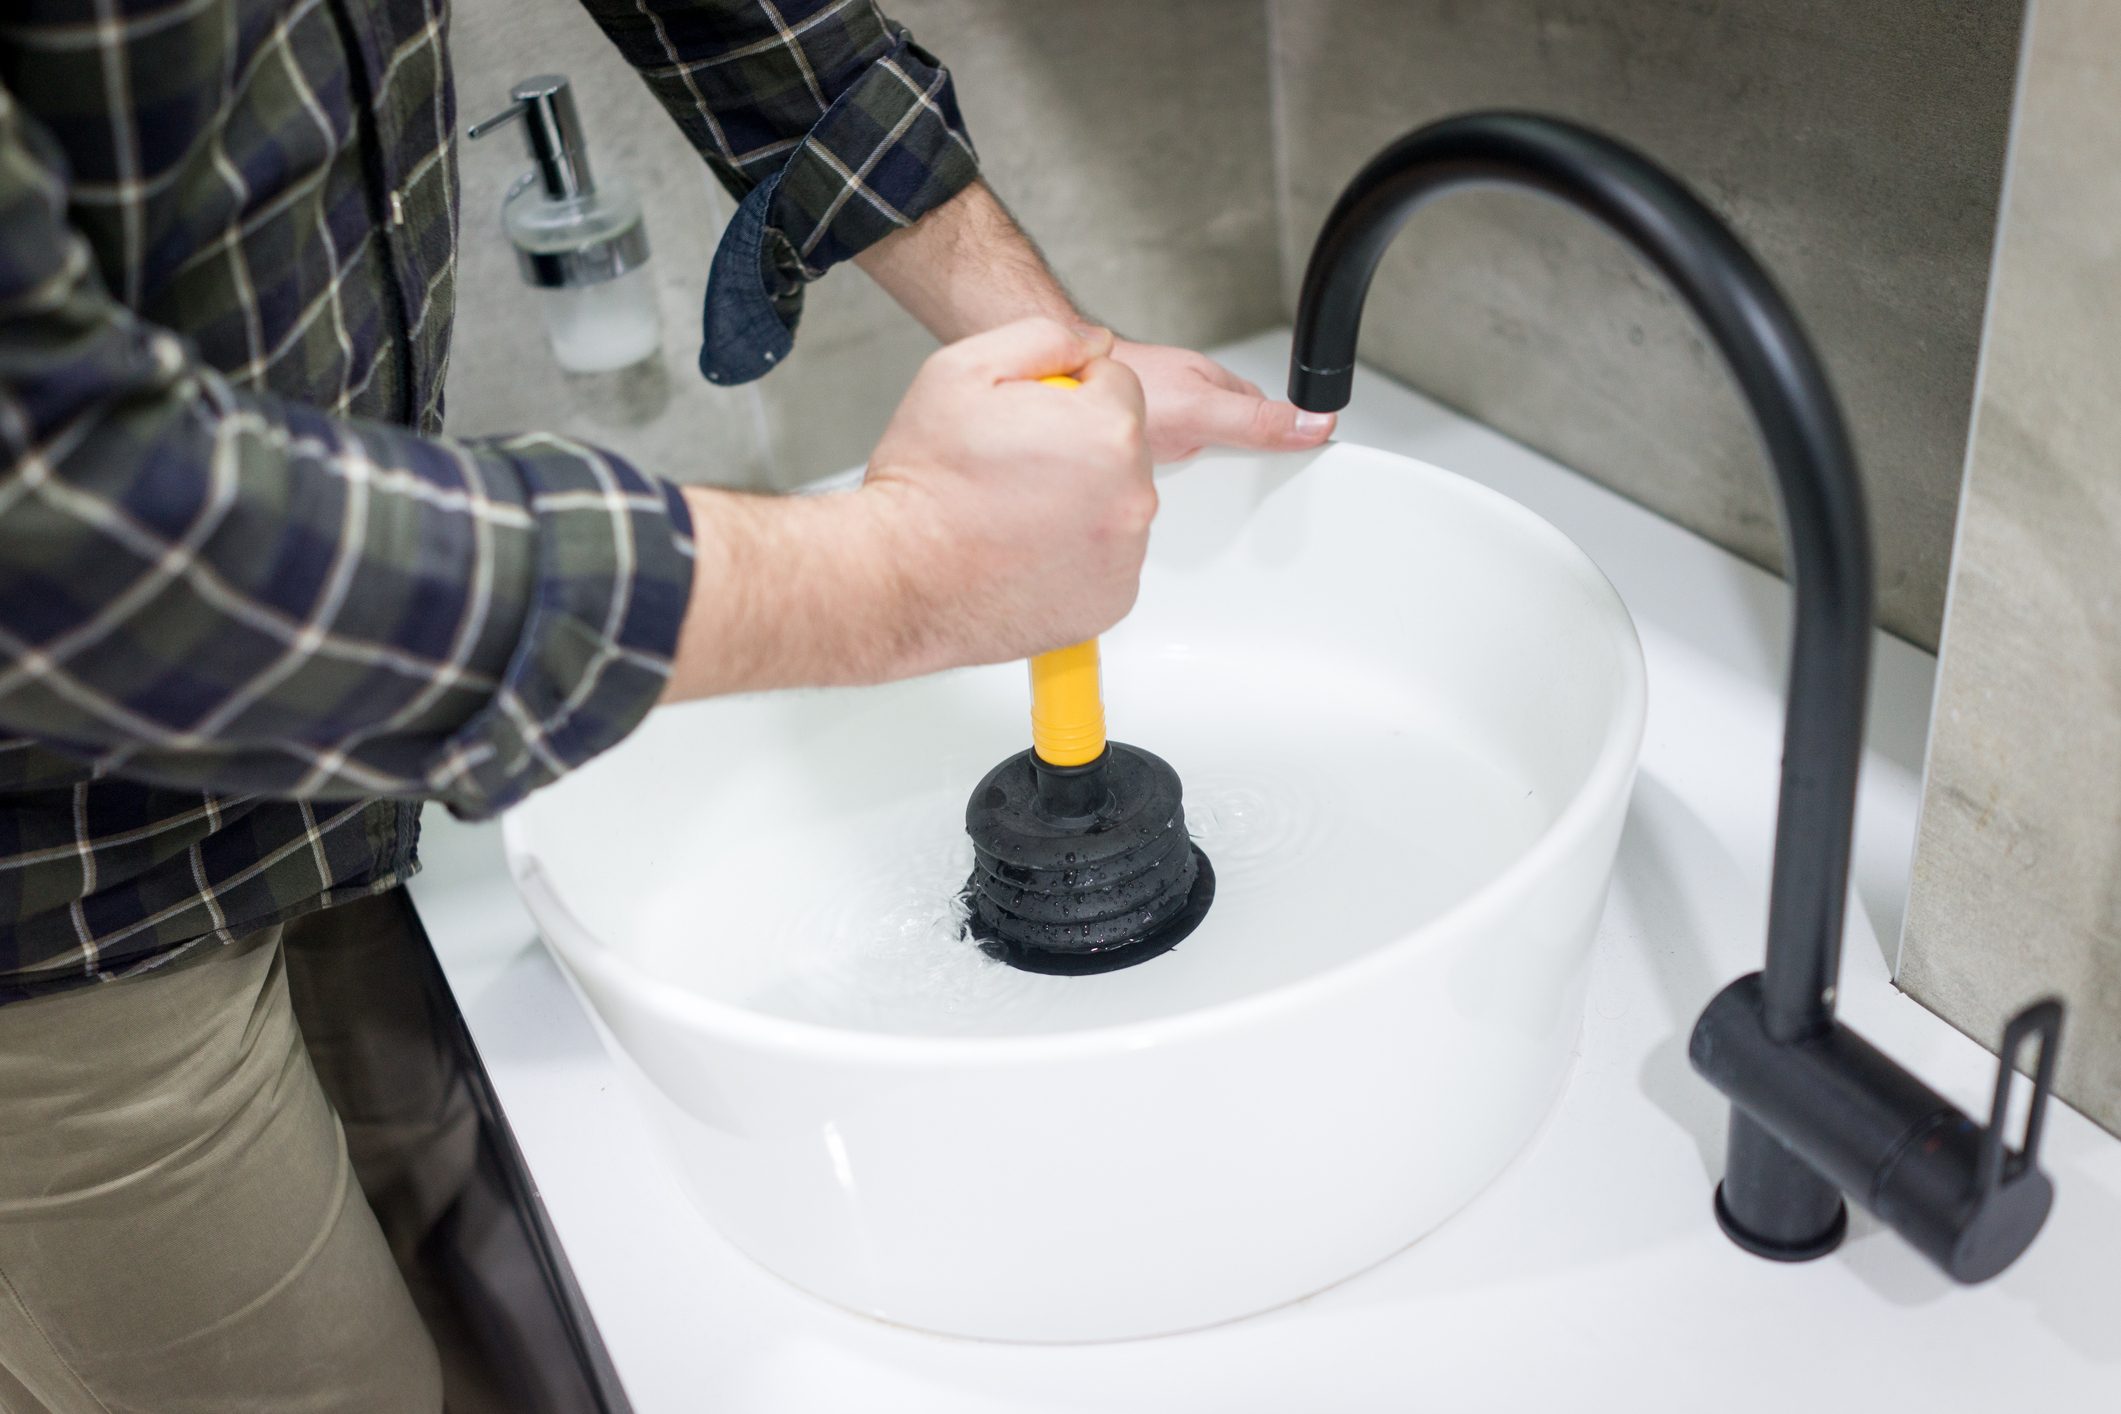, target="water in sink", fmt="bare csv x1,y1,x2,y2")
614,642,1548,1038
